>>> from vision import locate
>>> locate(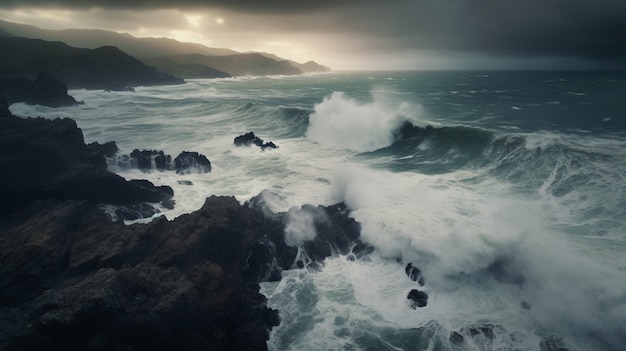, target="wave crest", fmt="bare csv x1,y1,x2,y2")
306,91,421,152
